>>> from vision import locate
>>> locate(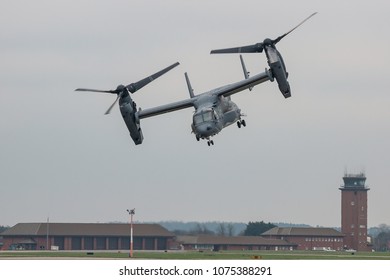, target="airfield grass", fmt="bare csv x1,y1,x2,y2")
1,250,390,260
